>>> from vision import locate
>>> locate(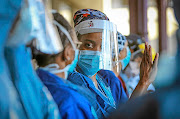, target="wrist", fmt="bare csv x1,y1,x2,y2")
139,76,150,87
